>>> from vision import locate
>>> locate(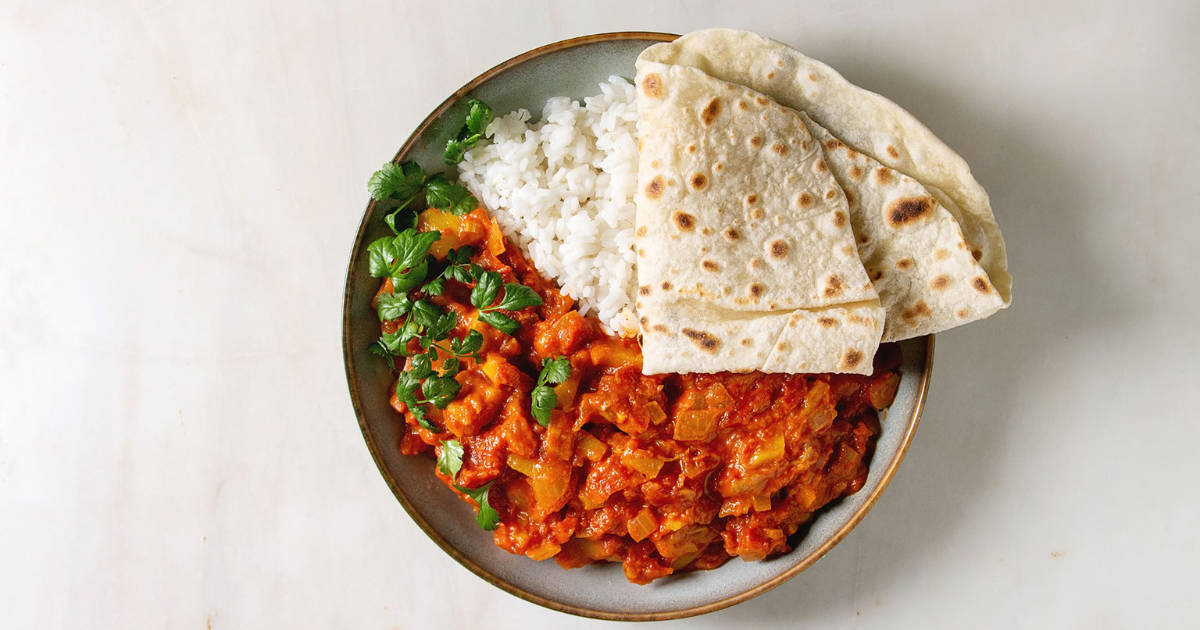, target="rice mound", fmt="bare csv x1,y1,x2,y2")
458,77,639,336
